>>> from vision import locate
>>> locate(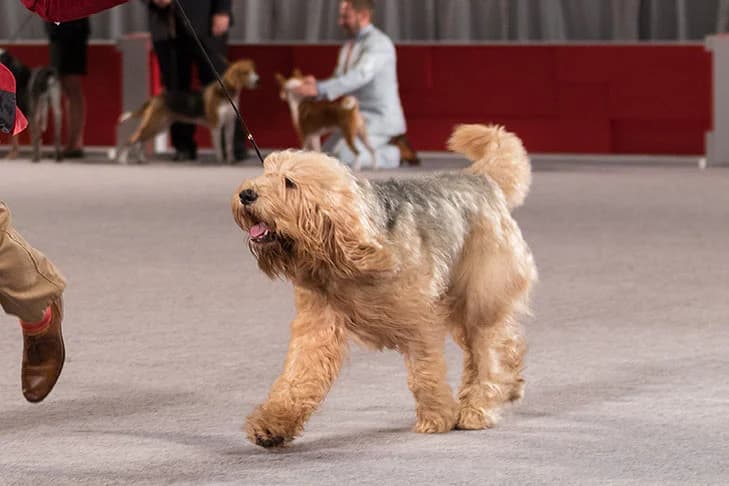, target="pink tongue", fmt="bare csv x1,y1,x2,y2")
249,223,269,239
